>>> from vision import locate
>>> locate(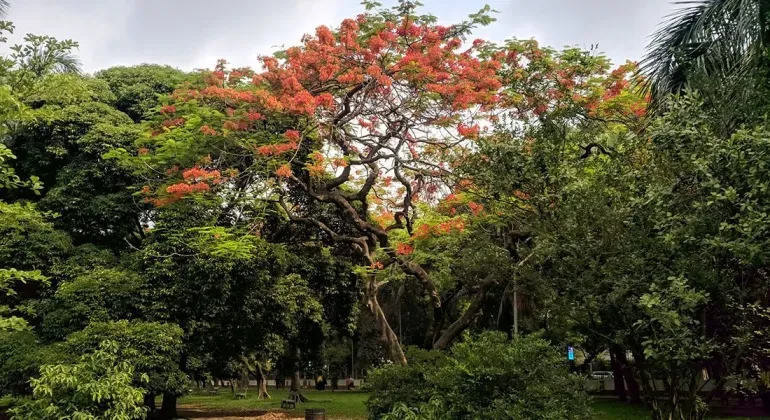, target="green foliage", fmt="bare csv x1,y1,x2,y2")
9,34,81,78
22,74,116,107
0,201,71,269
0,201,70,330
432,333,591,419
0,330,66,396
95,64,187,122
369,333,591,420
40,269,145,339
9,340,147,420
6,73,144,247
0,268,48,331
364,346,449,419
66,320,186,396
